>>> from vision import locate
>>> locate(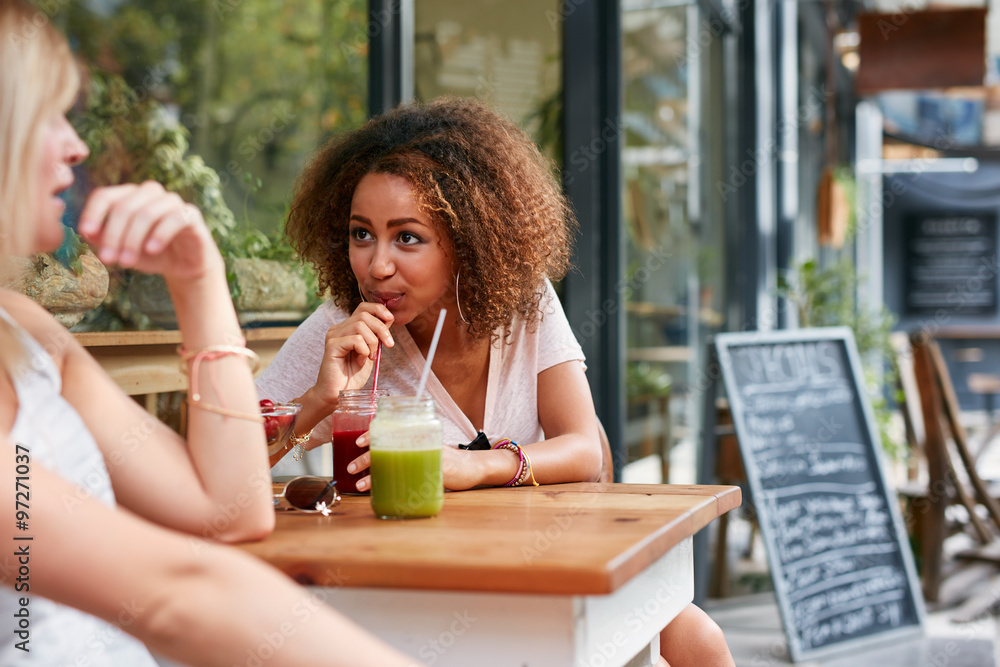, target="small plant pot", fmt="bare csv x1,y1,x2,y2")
7,250,109,328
